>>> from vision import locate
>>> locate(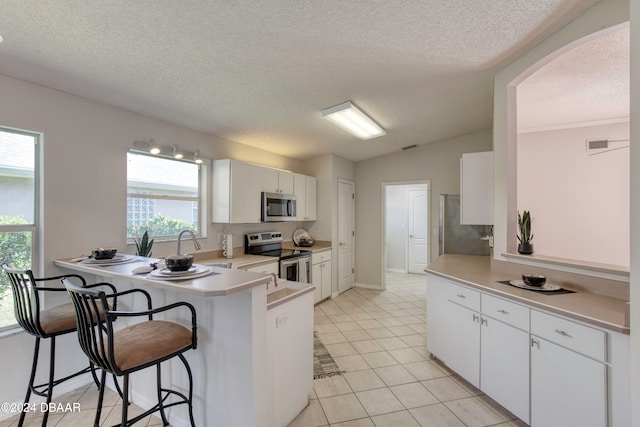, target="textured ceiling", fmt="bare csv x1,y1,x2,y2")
0,0,607,161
